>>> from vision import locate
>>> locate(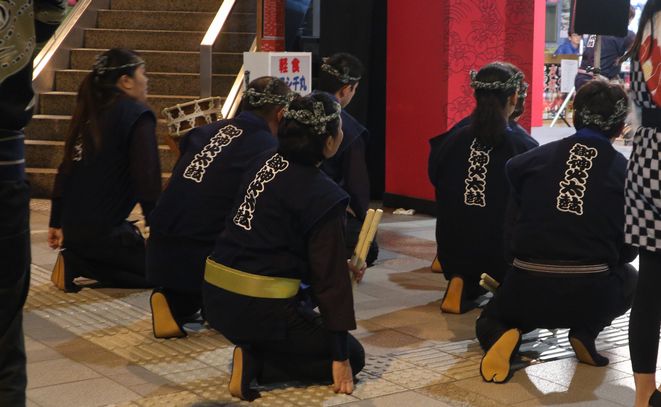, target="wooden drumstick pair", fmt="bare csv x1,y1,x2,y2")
479,273,500,294
350,209,383,282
